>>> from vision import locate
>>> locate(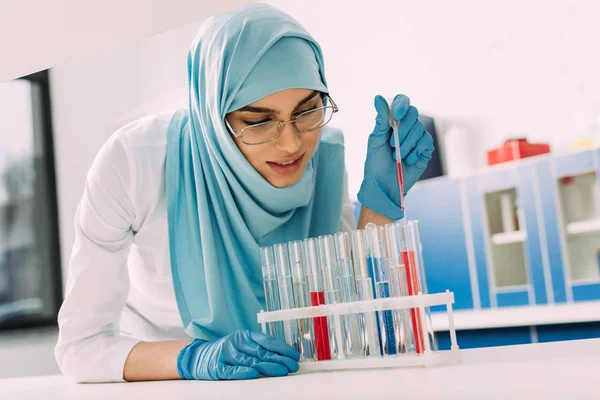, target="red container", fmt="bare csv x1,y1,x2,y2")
486,138,551,166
